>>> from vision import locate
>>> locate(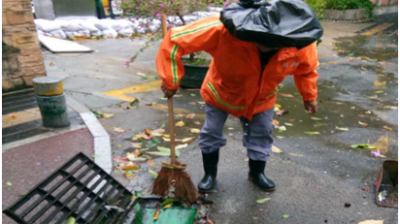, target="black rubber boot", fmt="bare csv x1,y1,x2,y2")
198,150,219,193
248,159,276,192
